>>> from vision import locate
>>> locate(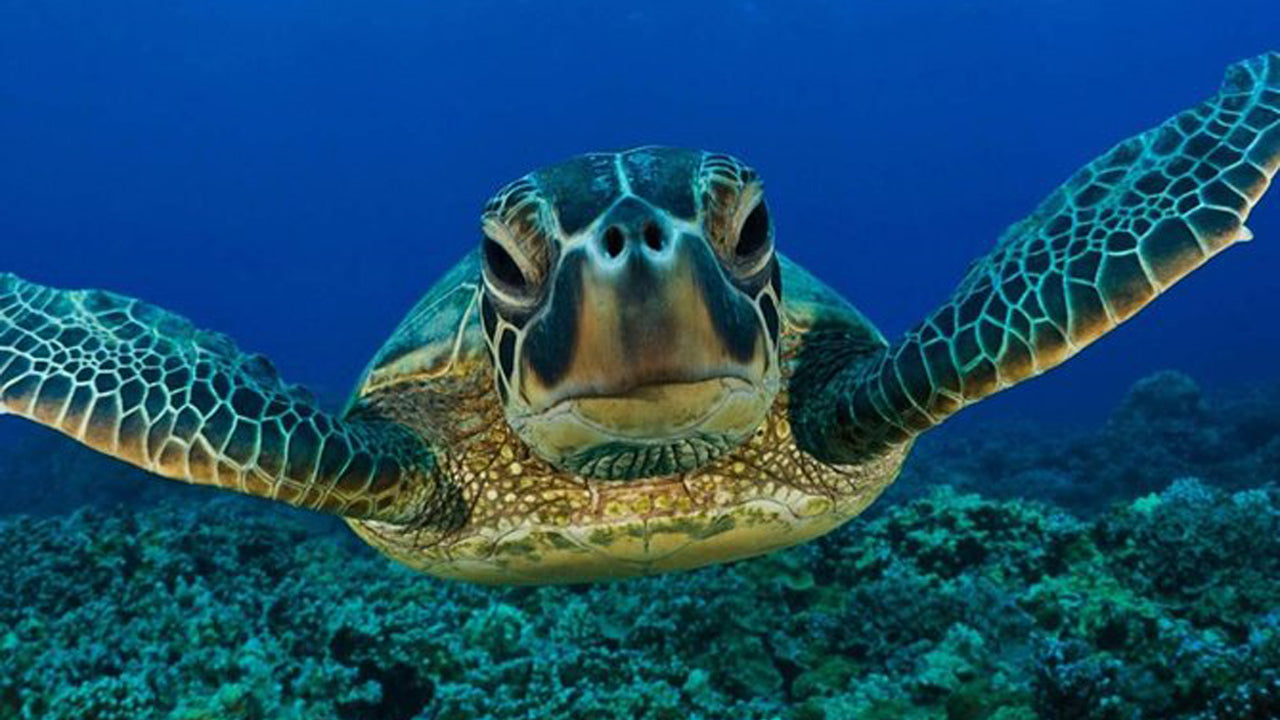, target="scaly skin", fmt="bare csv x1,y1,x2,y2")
0,275,458,525
794,52,1280,463
345,264,905,584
